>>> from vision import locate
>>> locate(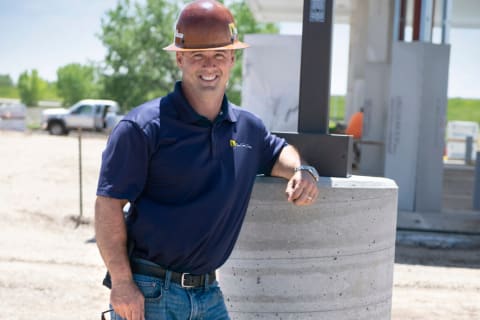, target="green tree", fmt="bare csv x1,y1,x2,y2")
57,63,97,106
0,74,14,87
0,74,19,98
17,70,47,106
99,0,180,110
